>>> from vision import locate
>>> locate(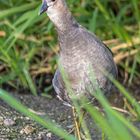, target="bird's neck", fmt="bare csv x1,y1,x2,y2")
47,8,78,32
47,6,79,53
